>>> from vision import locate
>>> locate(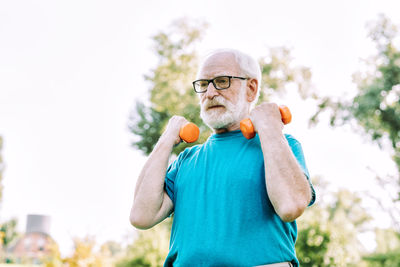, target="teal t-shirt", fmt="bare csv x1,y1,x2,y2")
164,130,315,267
